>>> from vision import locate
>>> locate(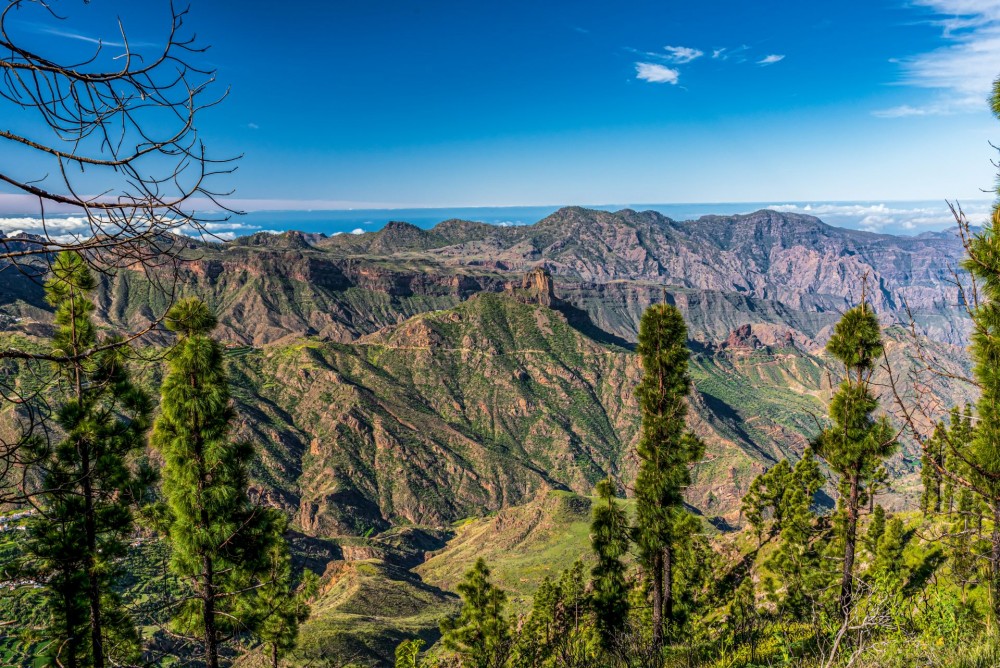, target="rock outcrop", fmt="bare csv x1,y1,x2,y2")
723,324,765,350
